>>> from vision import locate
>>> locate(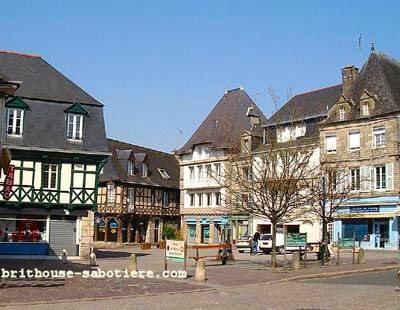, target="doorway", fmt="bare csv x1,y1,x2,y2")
374,220,389,248
201,225,209,244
